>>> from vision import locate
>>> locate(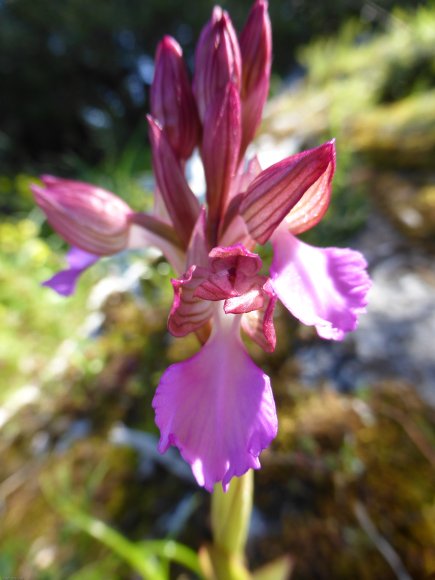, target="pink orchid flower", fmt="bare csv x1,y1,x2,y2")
32,0,371,491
